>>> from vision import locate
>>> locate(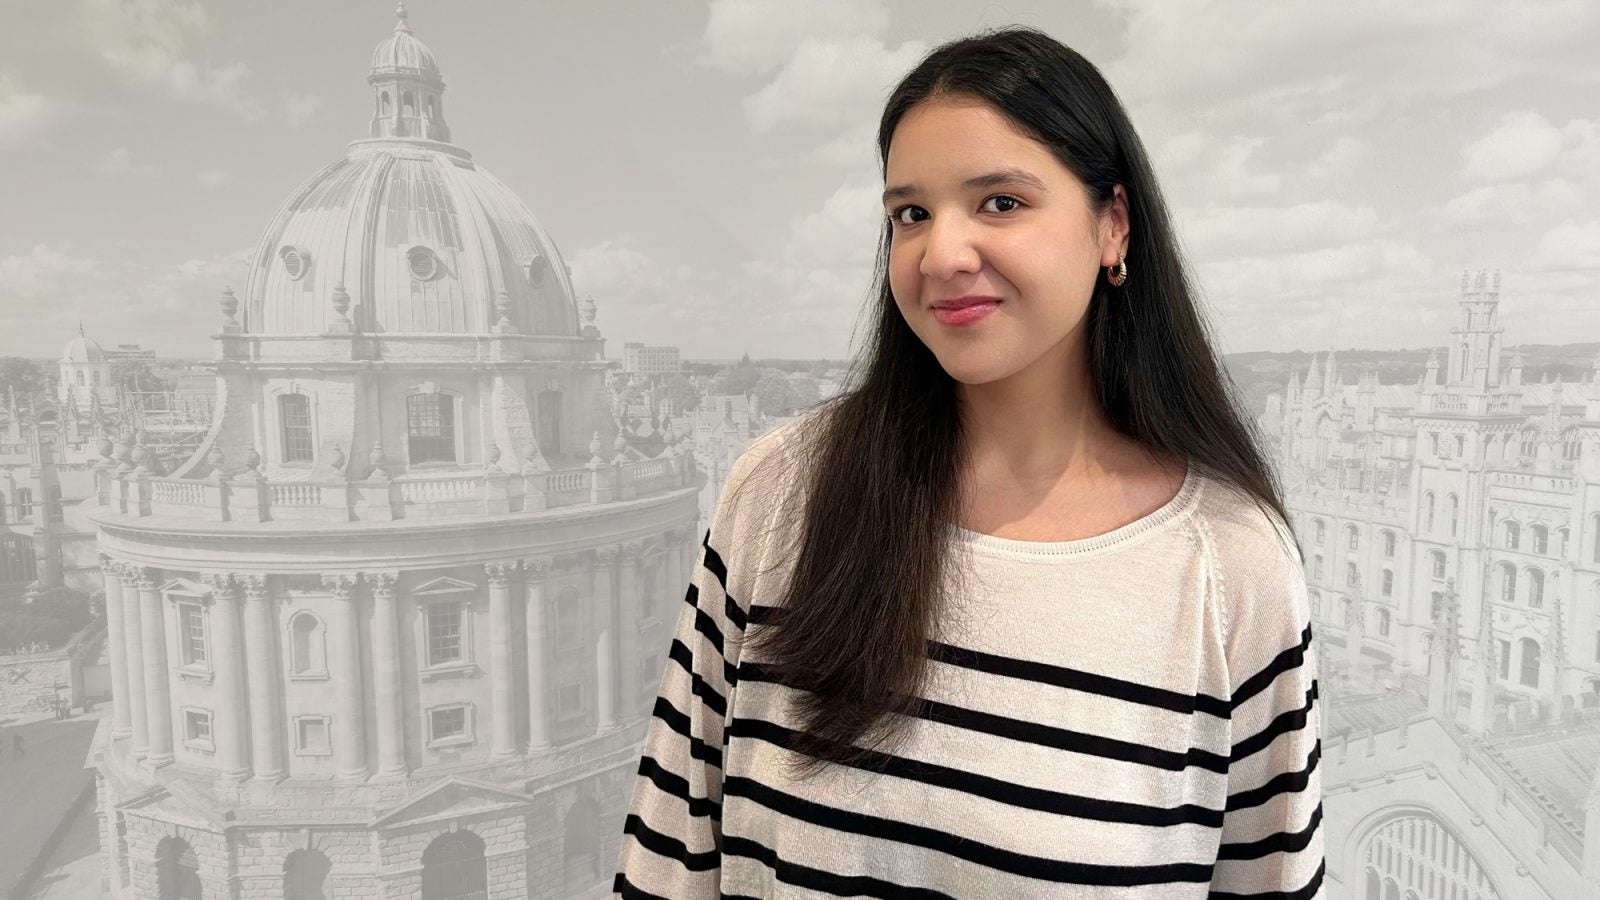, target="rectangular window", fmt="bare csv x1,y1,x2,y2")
179,603,207,667
184,708,212,748
407,393,456,463
426,602,463,666
280,394,313,463
427,705,471,747
295,716,330,755
1498,640,1511,679
555,598,580,651
558,682,582,718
